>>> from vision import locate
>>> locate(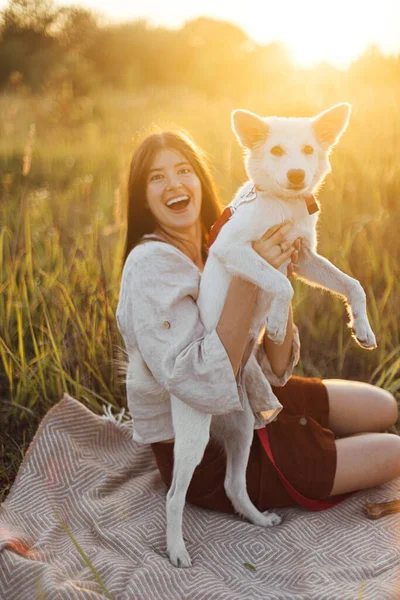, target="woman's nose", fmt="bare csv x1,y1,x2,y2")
166,173,183,190
166,179,183,191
